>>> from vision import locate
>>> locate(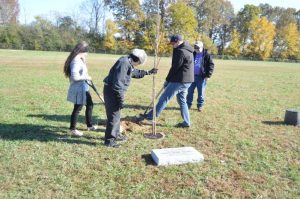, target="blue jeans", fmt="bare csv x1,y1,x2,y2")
187,75,207,109
146,82,191,126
